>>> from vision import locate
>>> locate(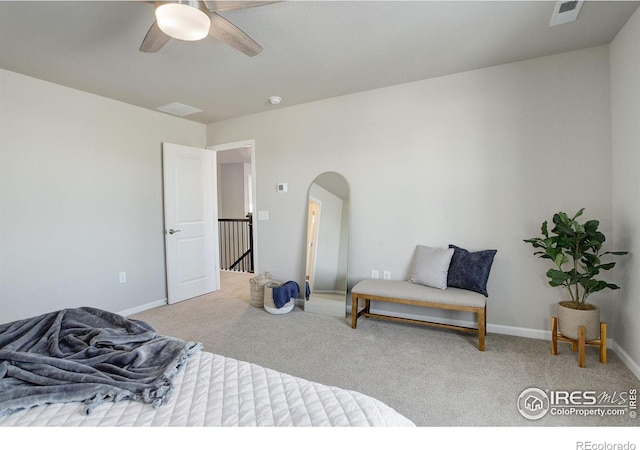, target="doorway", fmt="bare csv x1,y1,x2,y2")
209,140,258,291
